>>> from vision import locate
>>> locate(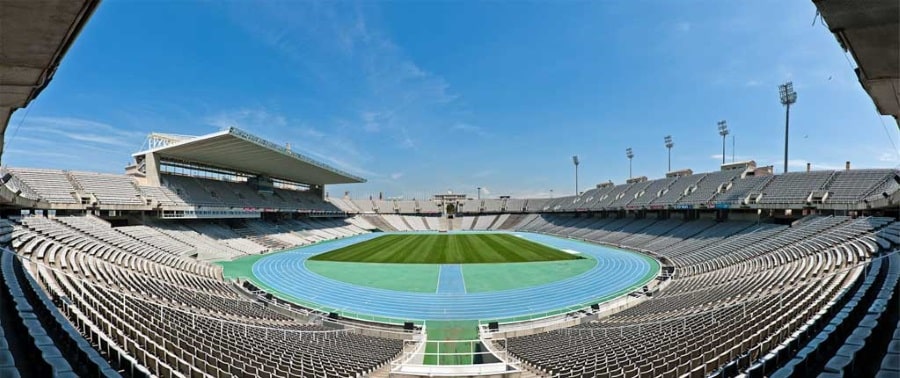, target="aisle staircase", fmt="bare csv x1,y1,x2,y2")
438,216,450,231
